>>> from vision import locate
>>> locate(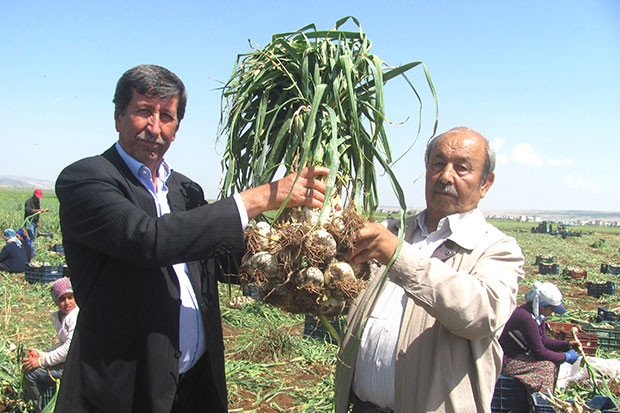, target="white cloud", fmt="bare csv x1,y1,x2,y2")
563,175,603,194
490,137,508,164
508,142,574,167
490,137,505,152
511,142,544,166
